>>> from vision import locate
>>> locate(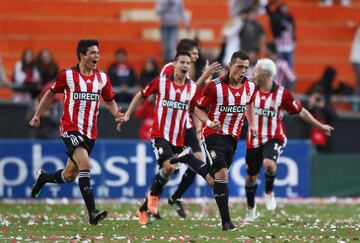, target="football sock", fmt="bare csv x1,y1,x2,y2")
78,170,95,214
42,169,66,184
150,169,169,196
245,180,258,209
265,171,276,194
172,168,196,199
177,154,212,180
213,180,230,224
